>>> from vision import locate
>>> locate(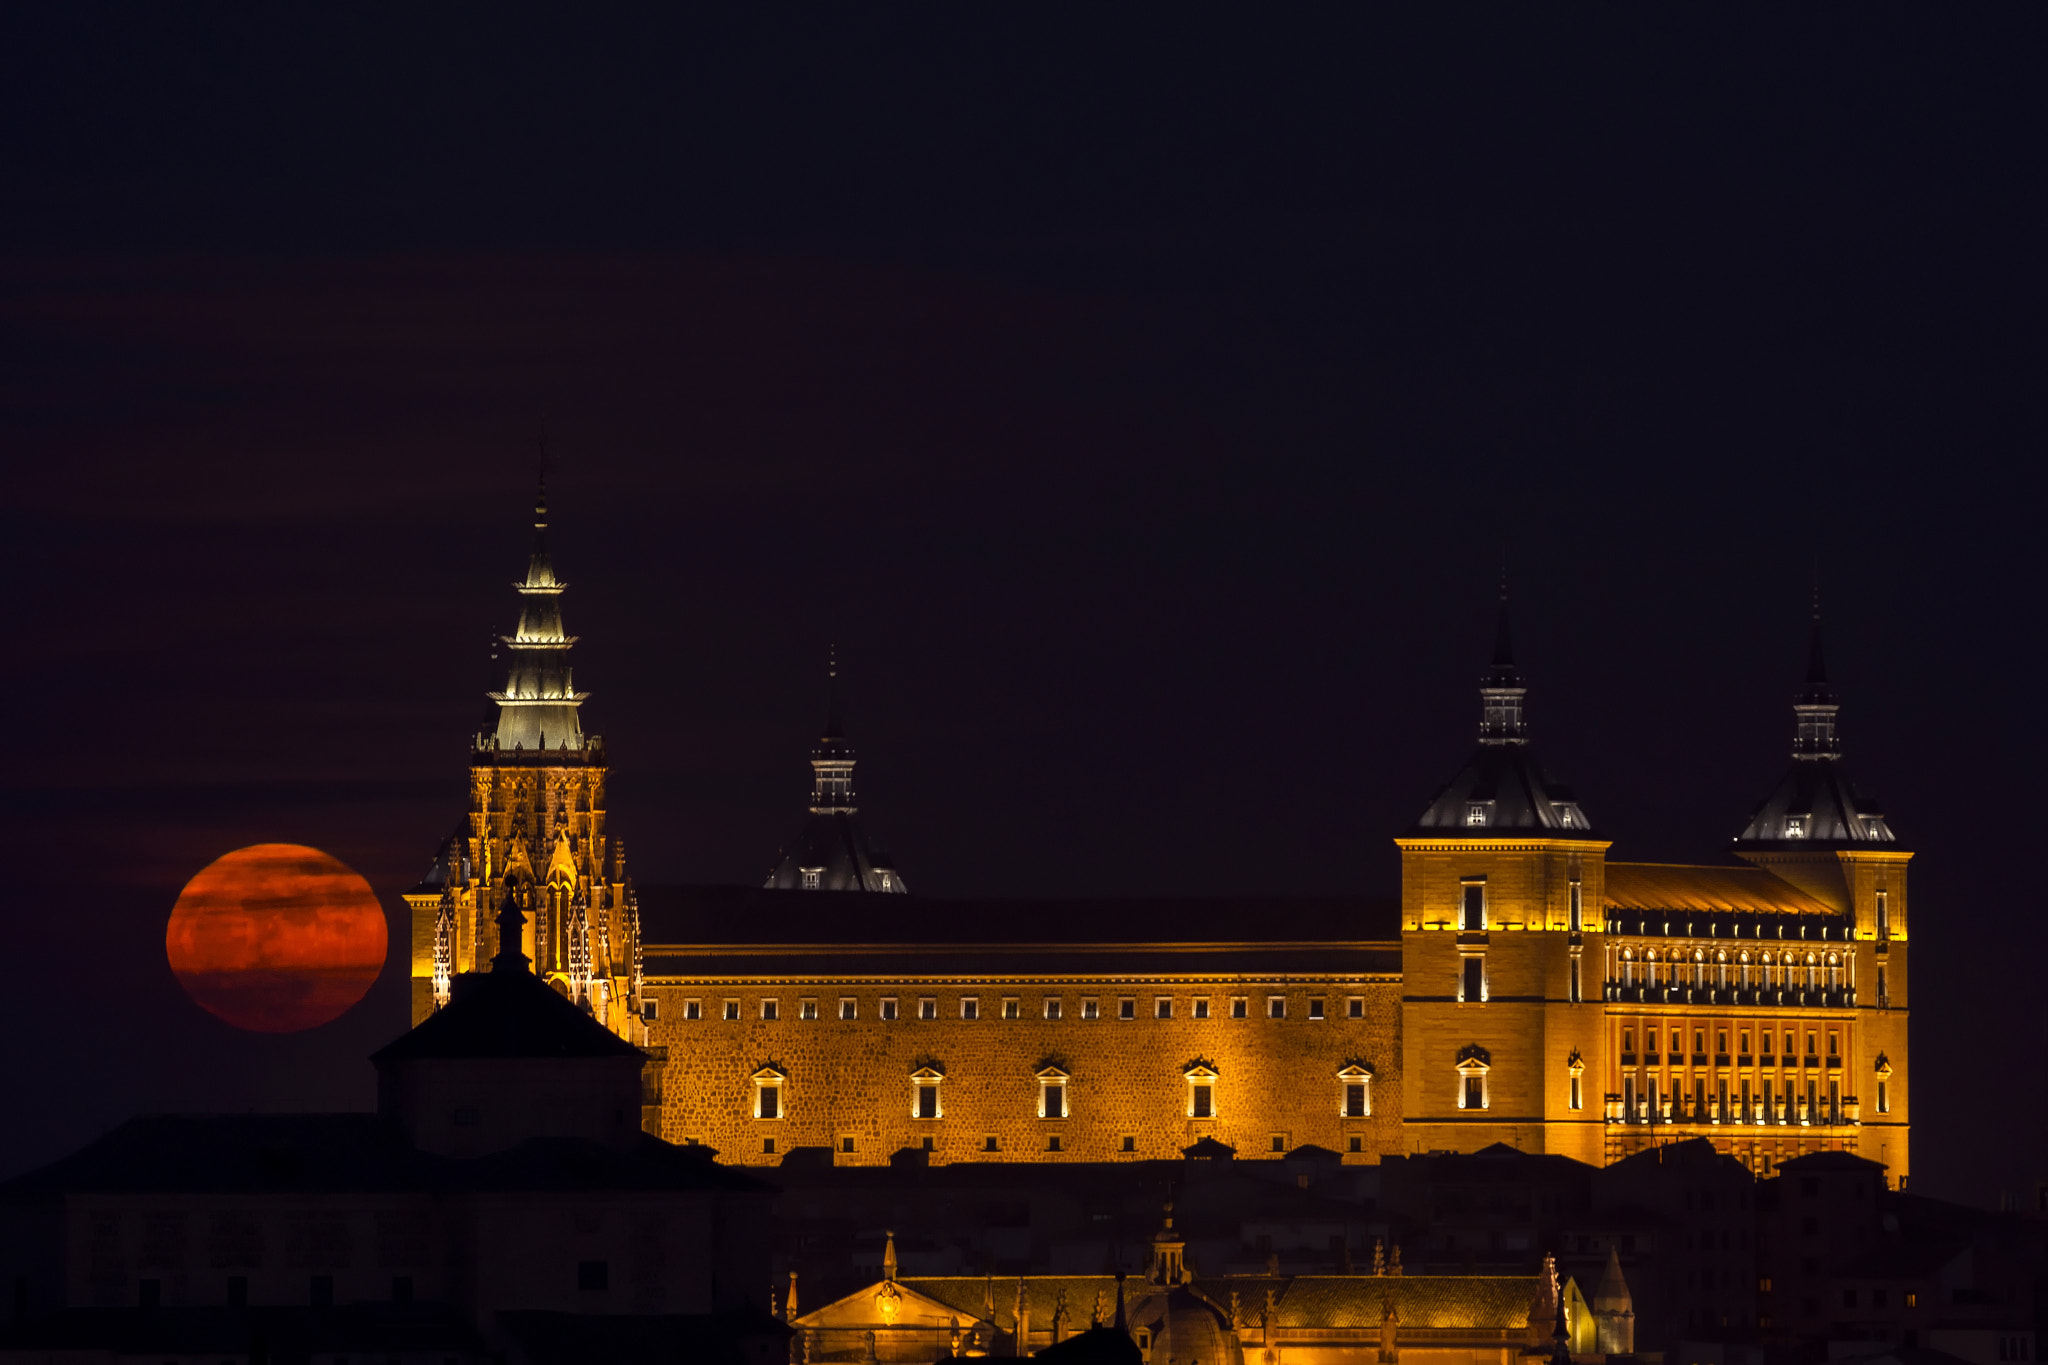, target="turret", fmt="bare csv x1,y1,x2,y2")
1592,1245,1634,1354
764,649,909,893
